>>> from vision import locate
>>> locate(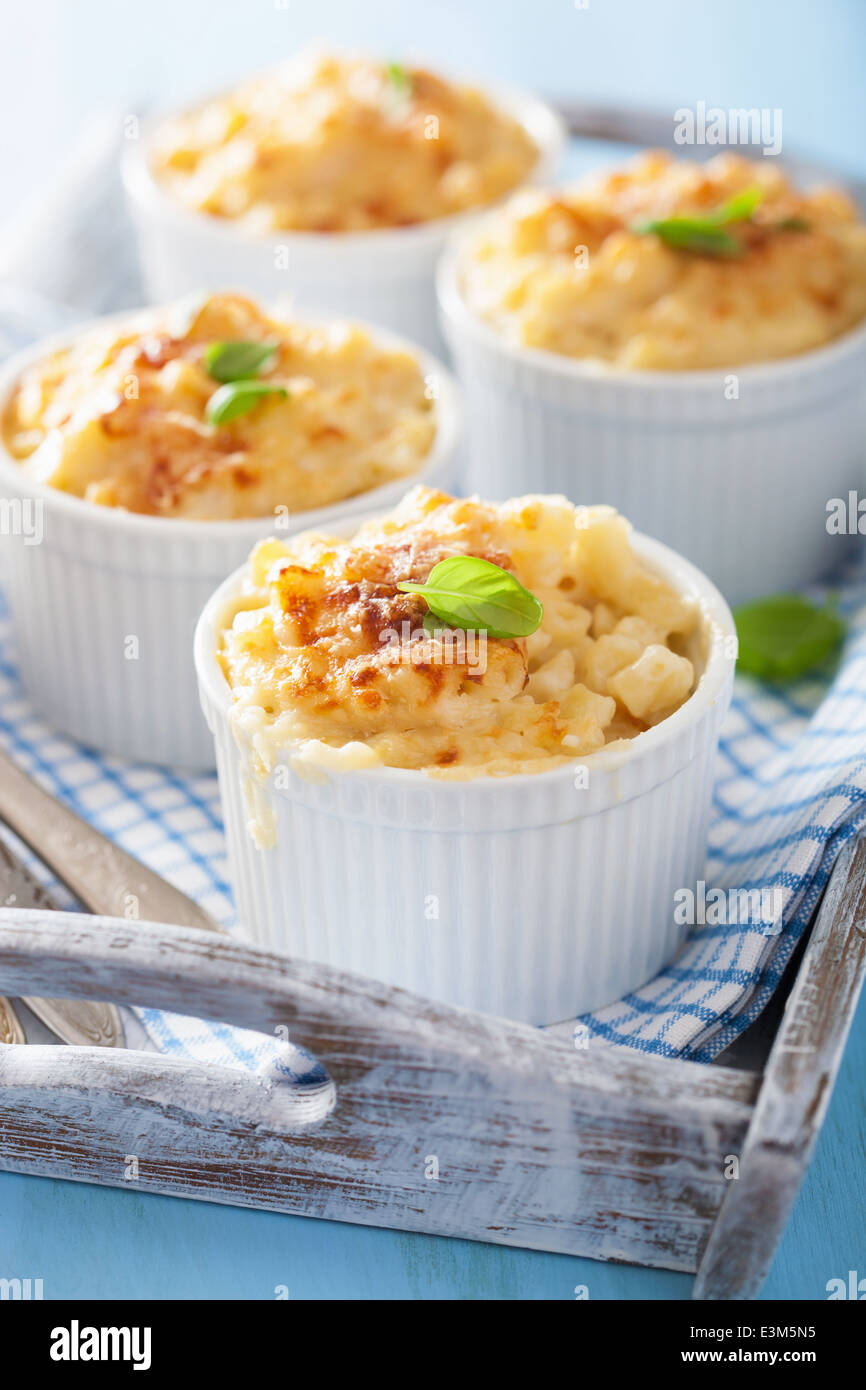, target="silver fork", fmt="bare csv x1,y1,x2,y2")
0,744,220,1045
0,840,124,1045
0,993,25,1044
